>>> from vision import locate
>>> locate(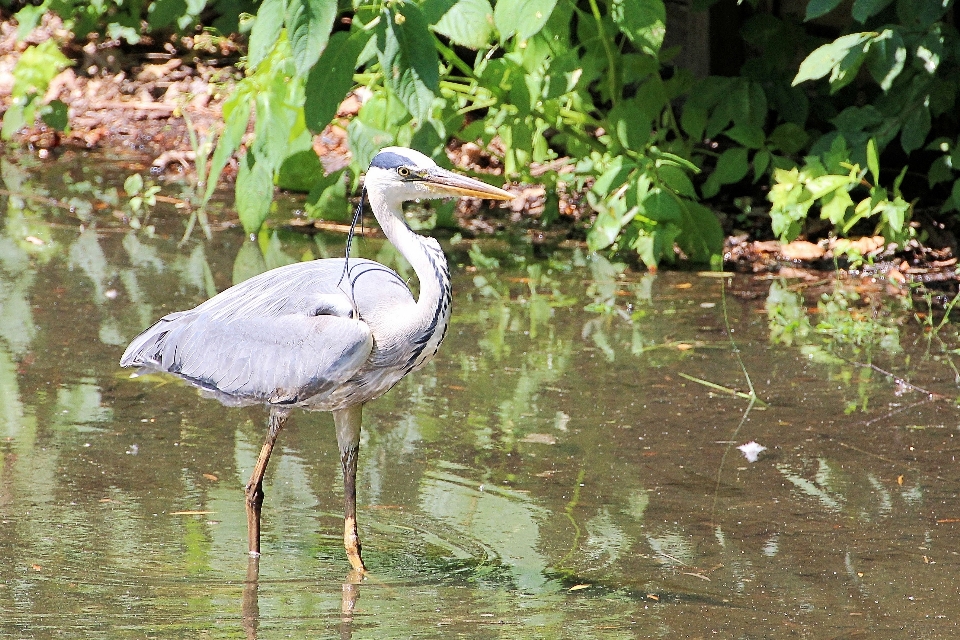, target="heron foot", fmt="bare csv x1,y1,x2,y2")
344,515,367,574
